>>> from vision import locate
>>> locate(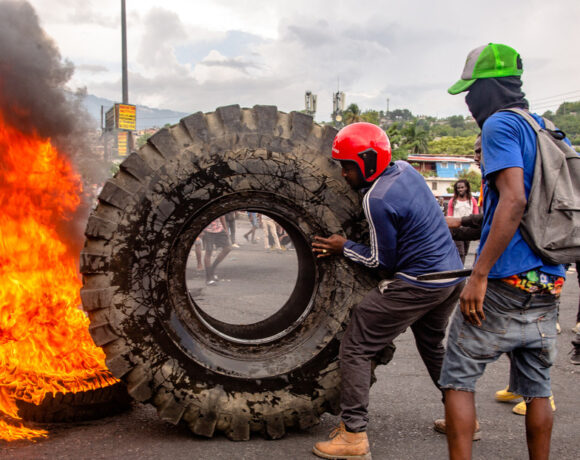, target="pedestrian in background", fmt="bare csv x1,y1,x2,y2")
447,179,478,263
262,215,282,251
243,211,258,243
202,216,231,285
225,212,239,248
